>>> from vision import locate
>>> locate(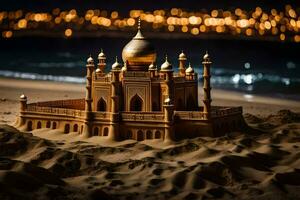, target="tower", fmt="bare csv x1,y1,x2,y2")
82,55,94,138
202,52,212,120
178,51,187,77
160,55,174,101
160,56,174,141
109,57,122,140
17,94,27,129
97,49,106,74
